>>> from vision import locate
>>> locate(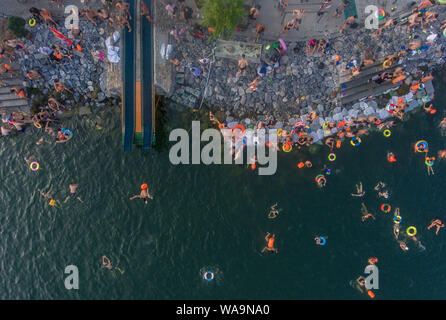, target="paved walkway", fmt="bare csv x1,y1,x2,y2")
0,0,103,18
